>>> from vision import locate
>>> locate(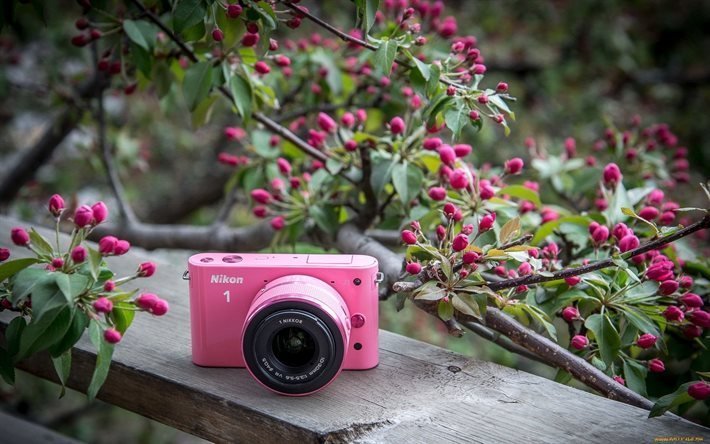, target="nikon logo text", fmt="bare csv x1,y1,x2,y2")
210,275,244,284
